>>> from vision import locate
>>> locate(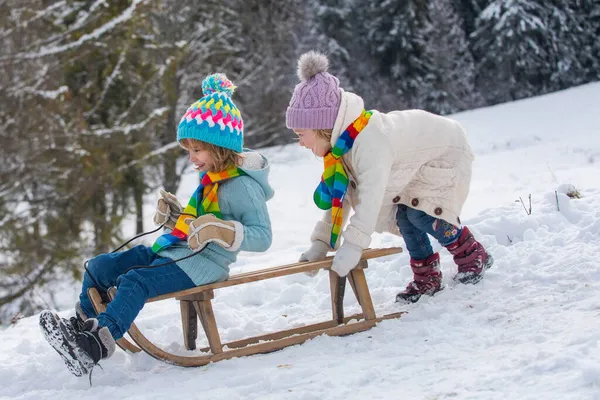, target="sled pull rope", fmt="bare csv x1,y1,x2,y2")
84,213,204,289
